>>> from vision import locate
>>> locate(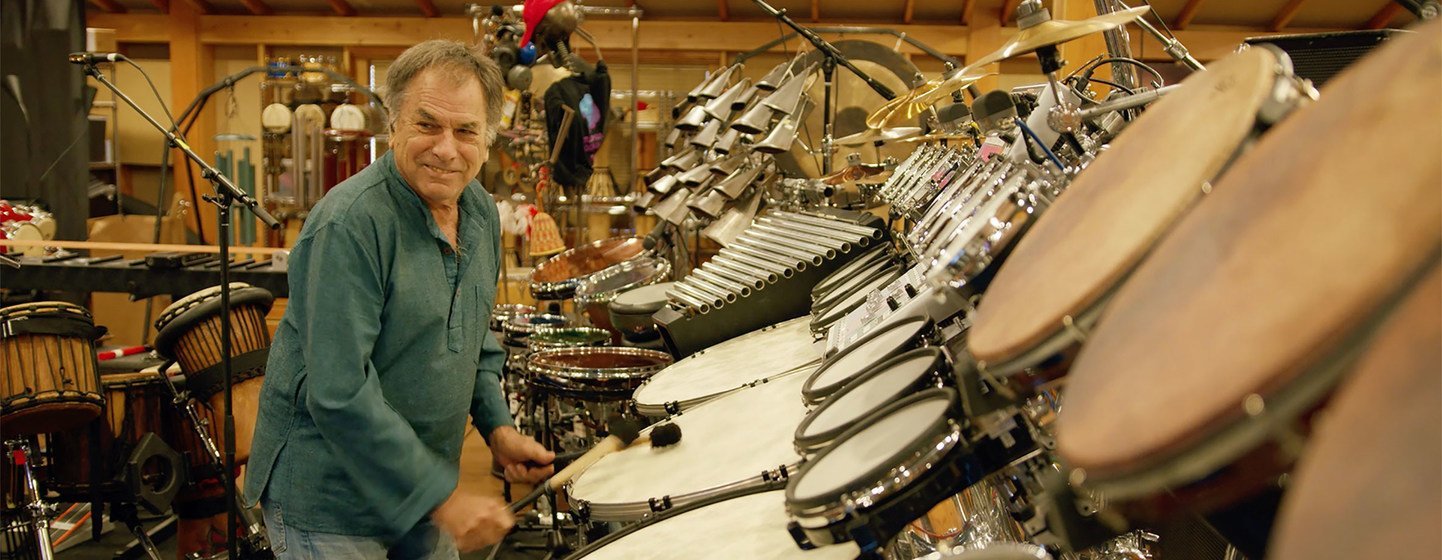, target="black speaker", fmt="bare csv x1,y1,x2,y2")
1244,30,1403,88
